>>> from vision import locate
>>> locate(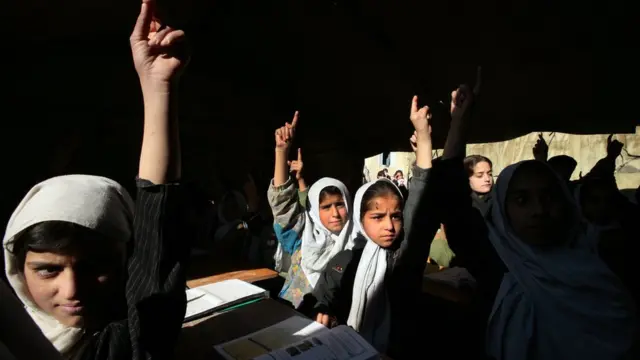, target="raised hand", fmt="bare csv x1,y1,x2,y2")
410,96,432,134
130,0,188,88
409,131,418,152
288,148,304,180
533,133,549,162
275,111,299,150
450,66,481,120
606,134,623,160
